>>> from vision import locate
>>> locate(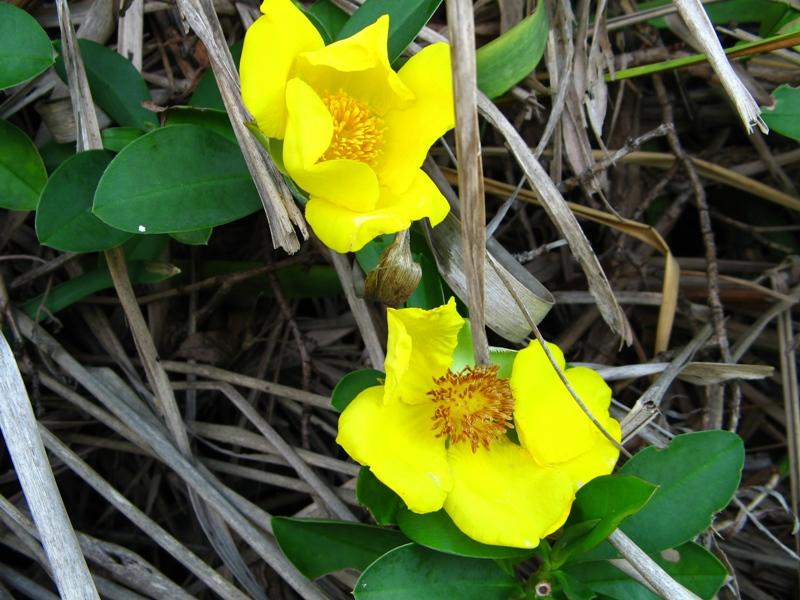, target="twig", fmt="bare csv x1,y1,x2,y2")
174,0,306,253
0,334,98,599
673,0,767,133
327,250,385,370
652,75,737,430
446,0,490,365
608,529,702,600
557,123,672,193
